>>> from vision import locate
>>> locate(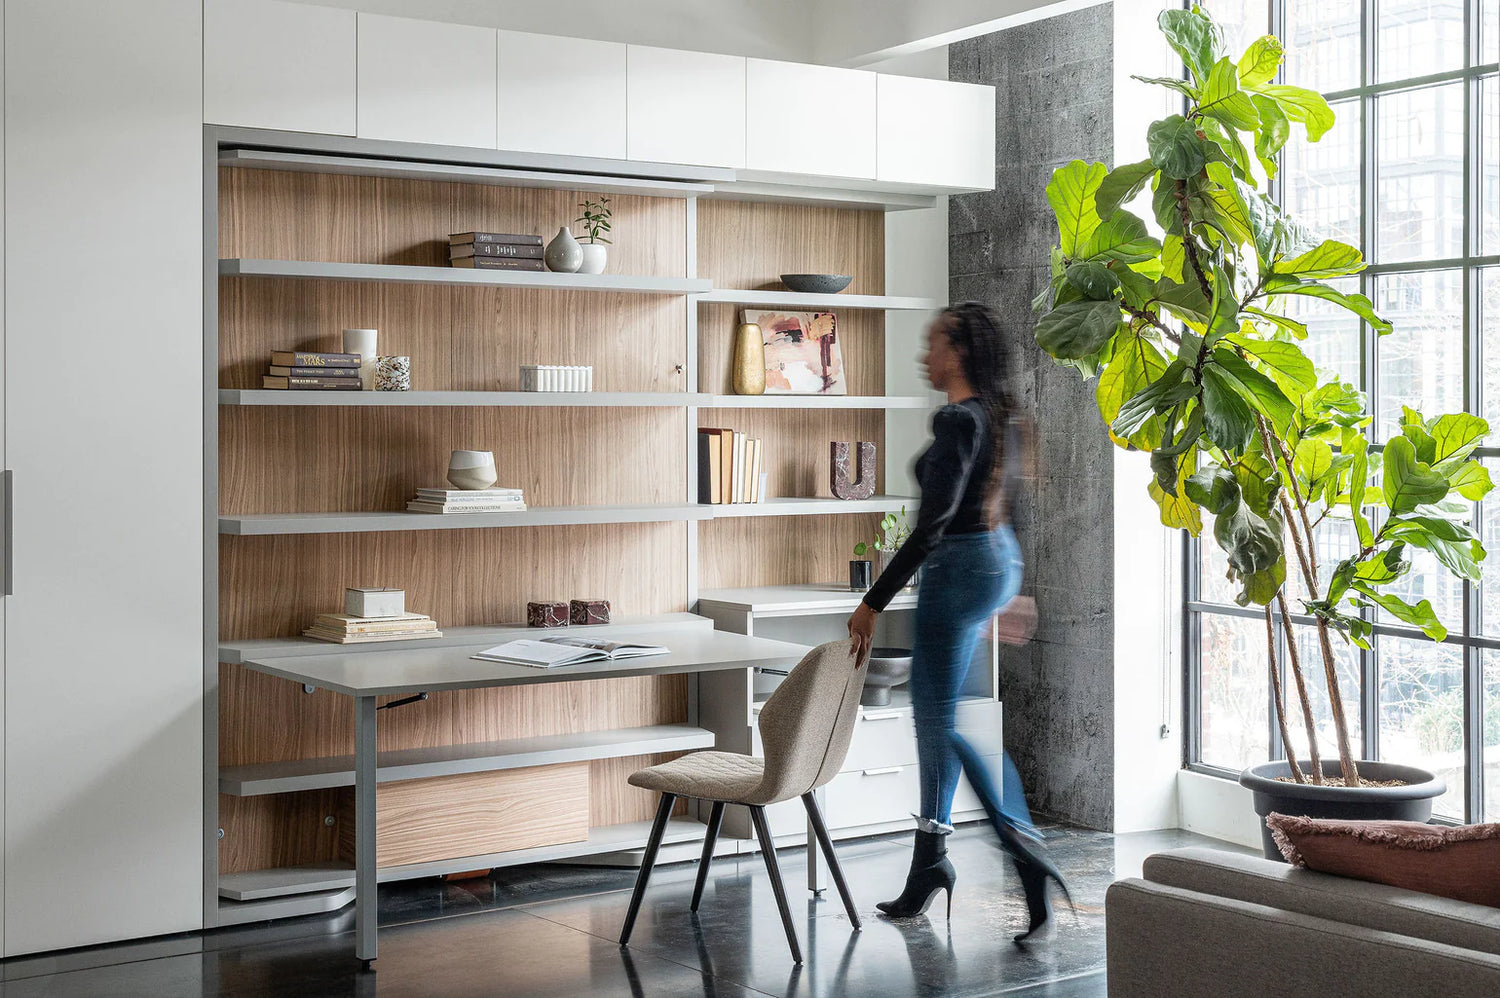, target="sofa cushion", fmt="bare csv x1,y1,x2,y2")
1144,846,1500,957
1267,813,1500,908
